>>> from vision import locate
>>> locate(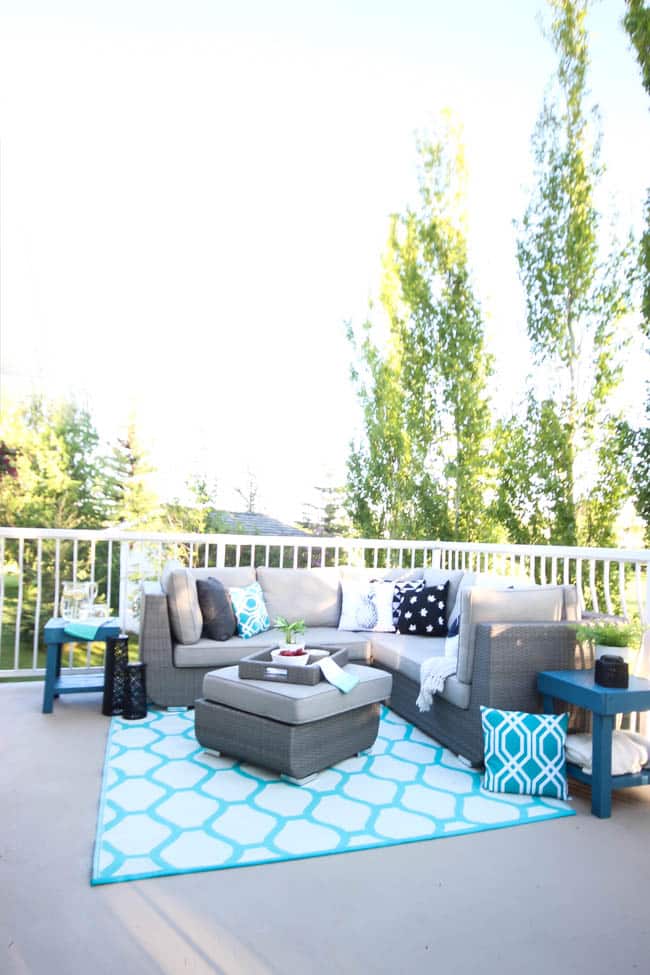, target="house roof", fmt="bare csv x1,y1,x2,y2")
217,511,311,537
